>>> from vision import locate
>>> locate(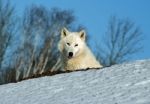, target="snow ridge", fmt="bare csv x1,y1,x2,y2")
0,60,150,104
